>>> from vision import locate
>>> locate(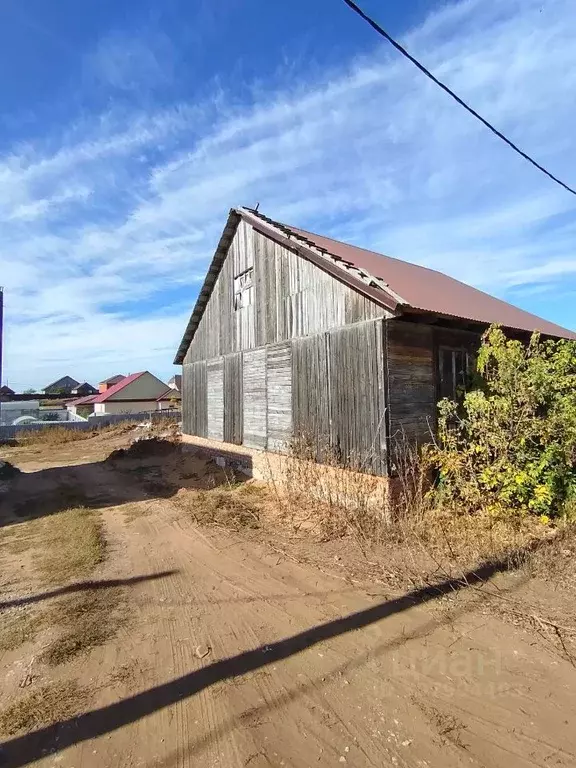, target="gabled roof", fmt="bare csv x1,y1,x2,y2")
72,381,97,391
91,372,145,402
99,374,125,385
157,388,180,402
174,207,576,363
44,375,80,391
68,394,97,406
